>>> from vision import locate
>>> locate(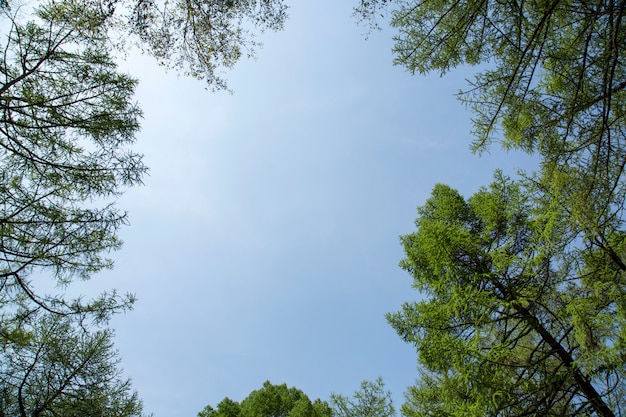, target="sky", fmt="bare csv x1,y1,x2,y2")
75,1,539,416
